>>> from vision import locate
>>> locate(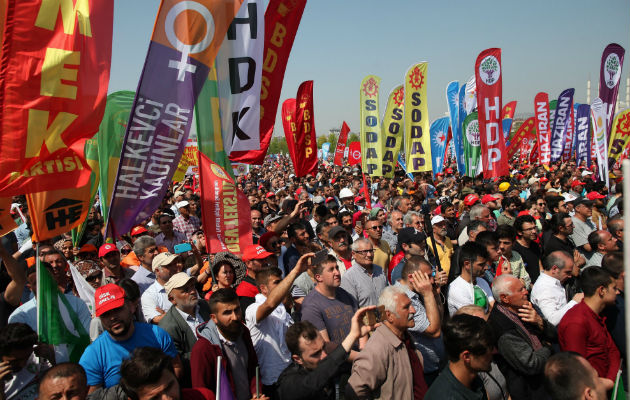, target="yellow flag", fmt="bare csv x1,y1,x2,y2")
608,108,630,164
404,62,432,172
360,75,383,176
381,85,404,177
